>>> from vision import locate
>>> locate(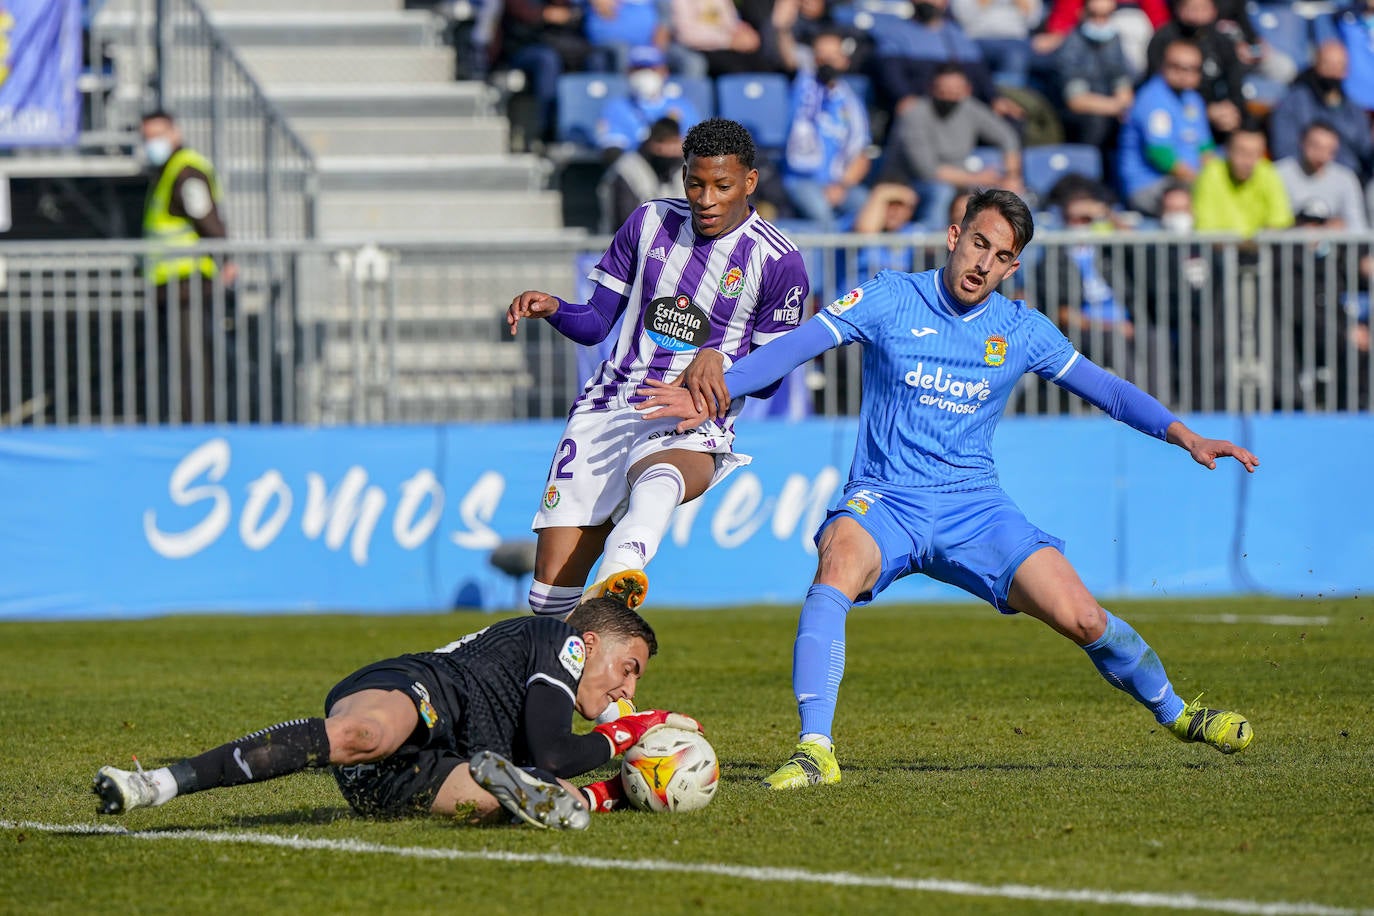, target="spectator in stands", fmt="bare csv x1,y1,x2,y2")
868,63,1023,227
1145,0,1246,139
584,0,667,72
775,0,873,75
1117,38,1215,216
497,0,590,144
866,0,996,108
597,116,685,232
668,0,781,77
1034,0,1165,73
1313,0,1374,112
1037,184,1139,384
780,30,872,230
1275,121,1369,232
140,110,233,425
1050,0,1135,164
1270,41,1374,183
595,45,702,153
1192,121,1293,236
1212,0,1296,85
951,0,1042,89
